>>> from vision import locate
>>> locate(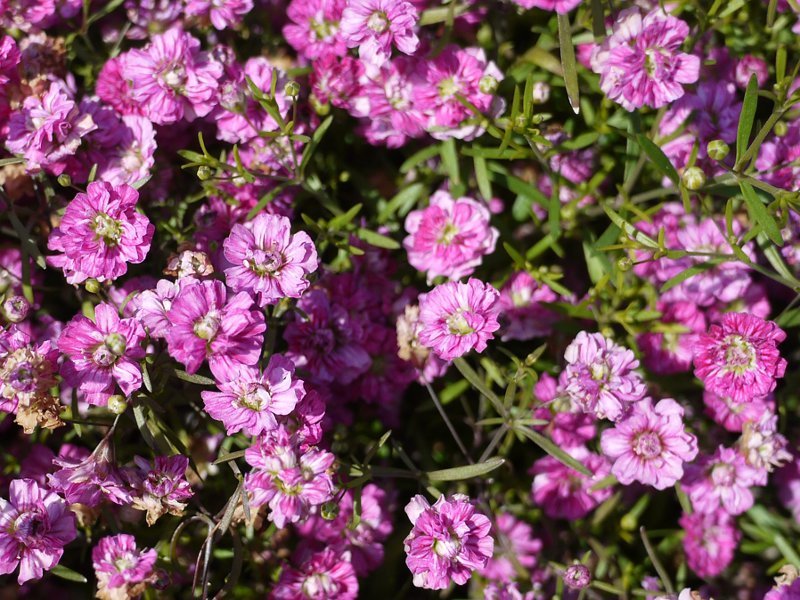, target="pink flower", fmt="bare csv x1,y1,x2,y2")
165,279,266,379
679,511,739,578
48,182,154,285
184,0,253,29
703,390,771,433
5,81,96,173
127,455,194,525
693,312,786,404
135,279,182,339
340,0,419,66
683,445,762,515
223,213,318,306
122,27,223,124
245,427,335,528
765,580,800,600
511,0,580,13
403,494,494,590
739,412,792,481
735,55,769,88
497,272,558,341
403,190,498,282
58,303,146,406
601,398,698,490
0,479,77,584
92,534,157,591
479,512,542,582
529,446,612,519
202,354,303,436
590,8,700,111
637,301,706,375
272,548,358,599
417,278,500,361
561,331,647,421
283,0,347,59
